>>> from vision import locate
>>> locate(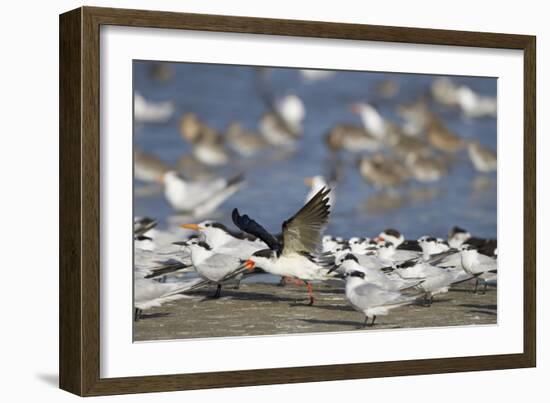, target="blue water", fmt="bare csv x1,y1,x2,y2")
133,61,497,241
